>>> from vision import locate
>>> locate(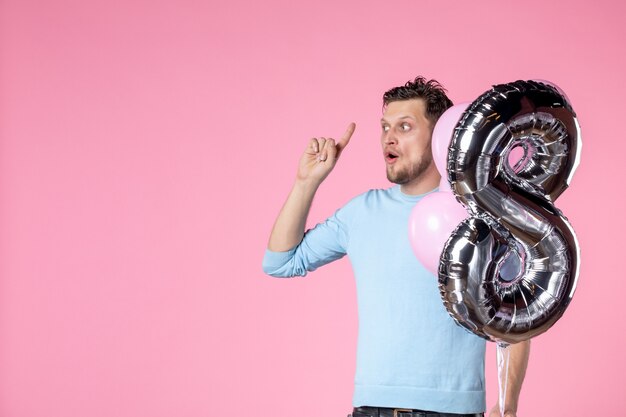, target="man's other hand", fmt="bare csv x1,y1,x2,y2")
488,404,516,417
